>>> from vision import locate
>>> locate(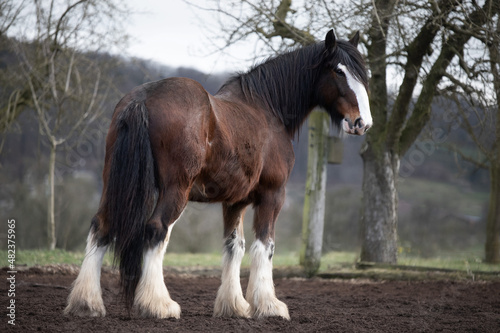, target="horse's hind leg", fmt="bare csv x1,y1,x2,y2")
65,217,108,317
246,189,290,320
133,187,187,319
214,202,250,318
